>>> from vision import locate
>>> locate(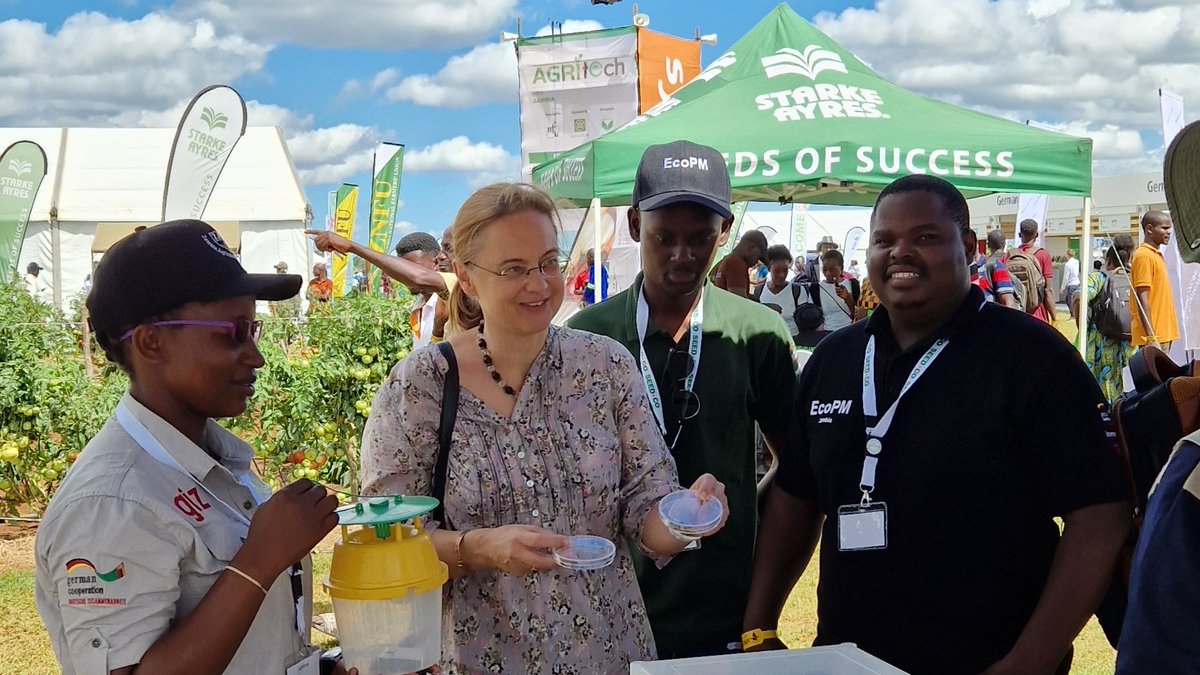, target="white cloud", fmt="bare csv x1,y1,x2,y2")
814,0,1200,163
172,0,518,50
377,19,603,109
287,124,377,185
533,19,604,37
405,135,519,177
0,12,269,126
383,42,516,108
